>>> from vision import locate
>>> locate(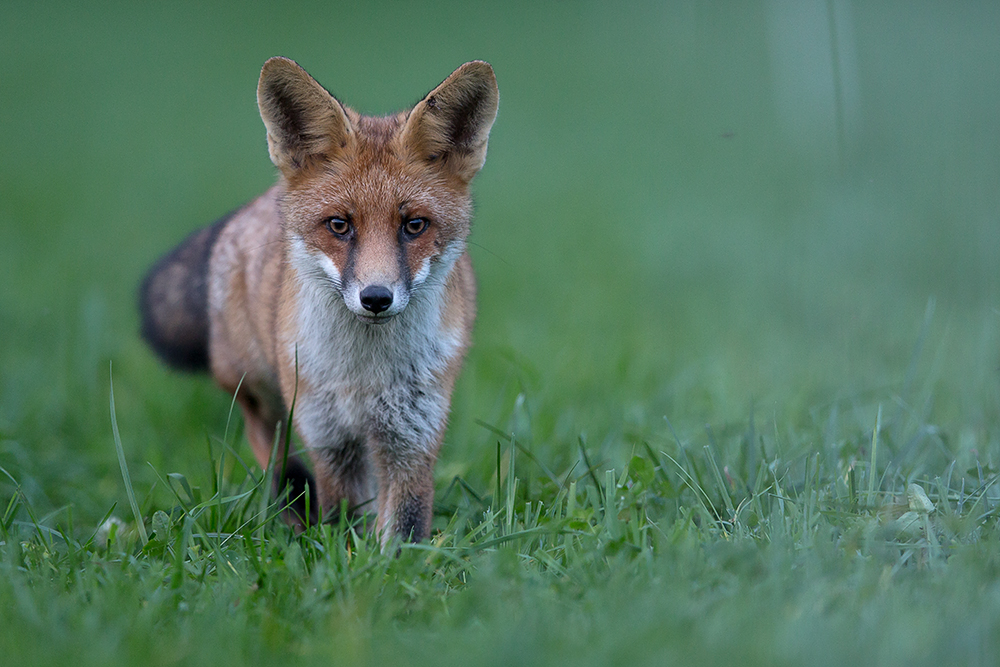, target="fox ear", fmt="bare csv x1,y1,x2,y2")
401,61,499,182
257,57,352,175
